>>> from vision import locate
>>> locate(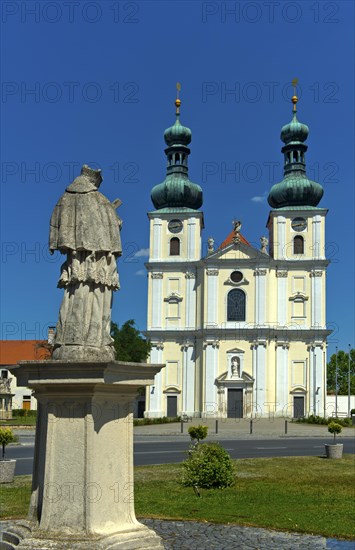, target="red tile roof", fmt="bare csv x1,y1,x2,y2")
218,230,250,250
0,341,51,365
